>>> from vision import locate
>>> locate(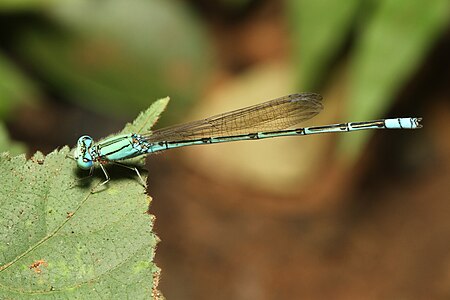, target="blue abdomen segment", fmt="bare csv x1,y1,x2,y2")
97,134,151,161
384,118,421,129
